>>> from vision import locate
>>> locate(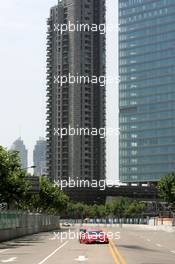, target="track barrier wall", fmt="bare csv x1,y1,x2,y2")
0,211,60,242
